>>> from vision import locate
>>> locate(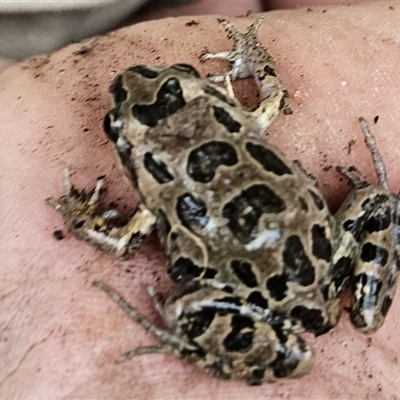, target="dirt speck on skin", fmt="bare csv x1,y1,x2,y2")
73,46,93,57
53,230,65,241
22,55,51,70
21,55,52,79
185,19,200,27
347,139,356,155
